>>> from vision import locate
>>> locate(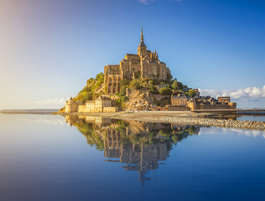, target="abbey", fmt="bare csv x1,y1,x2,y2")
104,27,171,94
